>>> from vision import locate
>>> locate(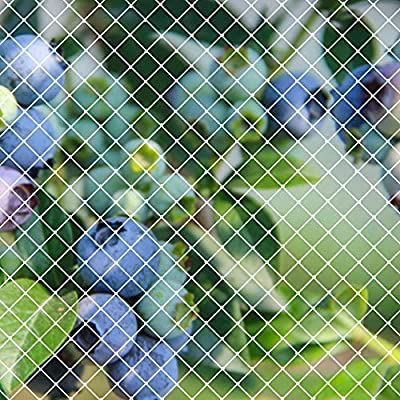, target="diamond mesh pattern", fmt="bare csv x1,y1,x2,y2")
0,0,398,399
